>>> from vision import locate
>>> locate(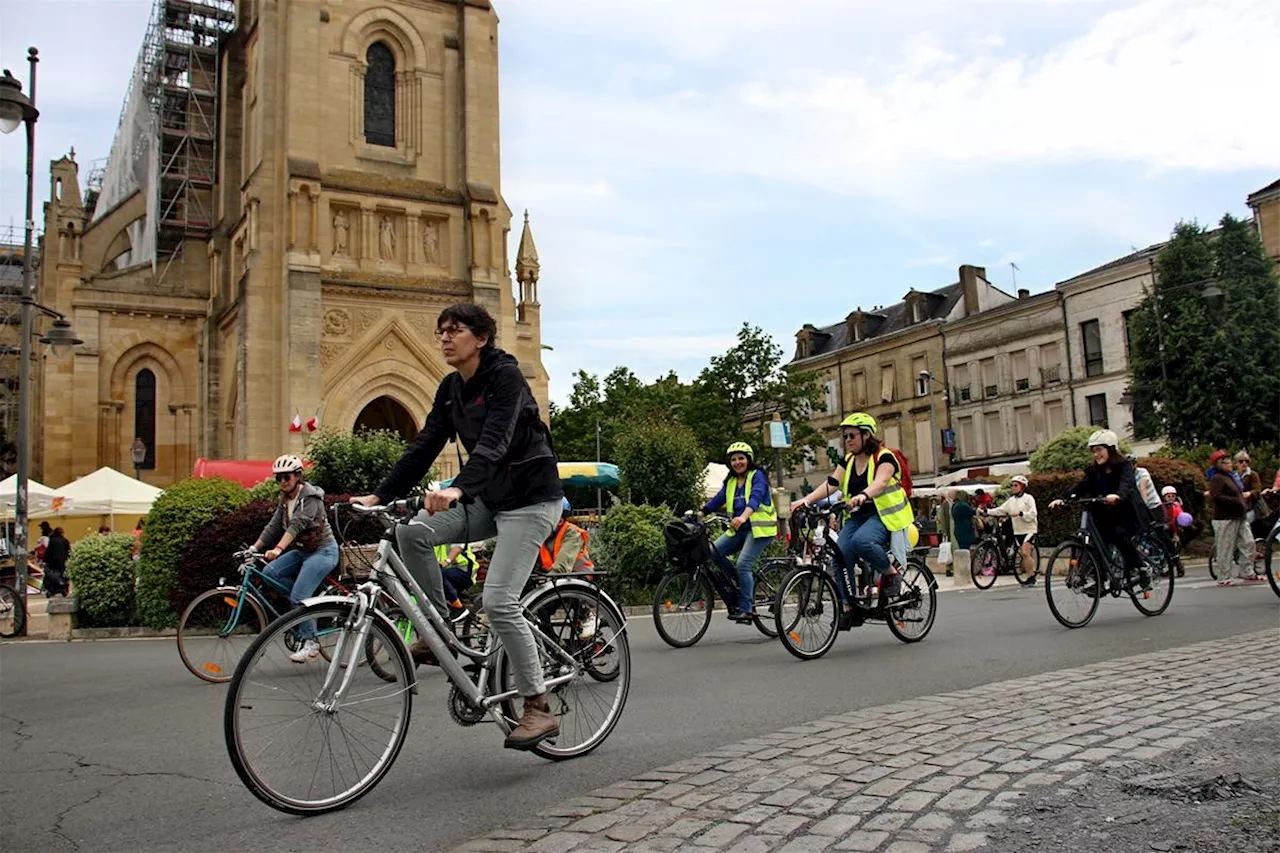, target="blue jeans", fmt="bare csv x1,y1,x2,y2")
263,541,340,639
835,511,889,603
712,528,770,614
